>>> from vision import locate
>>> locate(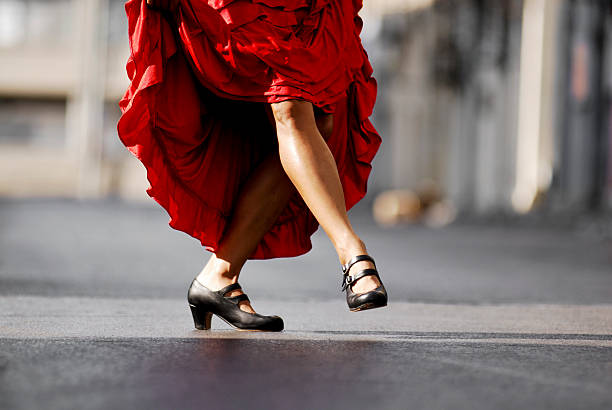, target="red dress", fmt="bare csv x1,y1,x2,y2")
117,0,381,259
